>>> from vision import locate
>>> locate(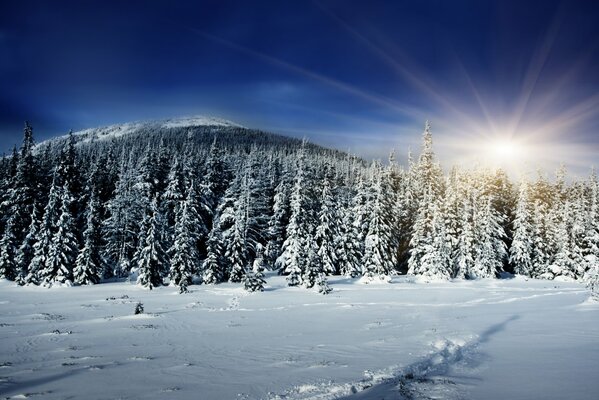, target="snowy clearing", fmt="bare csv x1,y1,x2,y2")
0,275,597,400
